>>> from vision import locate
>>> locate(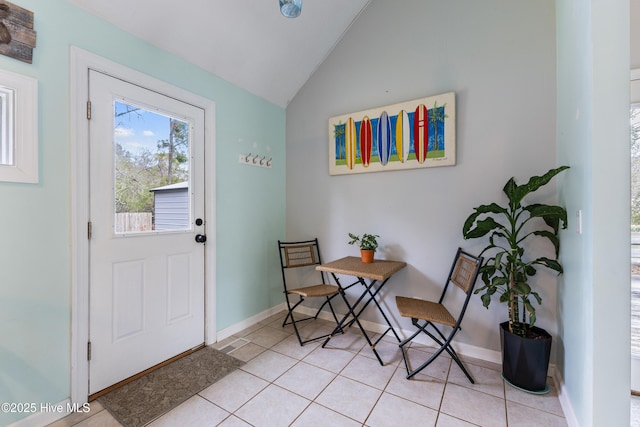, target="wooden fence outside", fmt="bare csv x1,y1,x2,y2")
115,212,153,232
